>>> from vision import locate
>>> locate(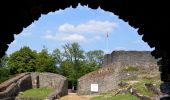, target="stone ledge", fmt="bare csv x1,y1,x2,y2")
0,73,30,92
